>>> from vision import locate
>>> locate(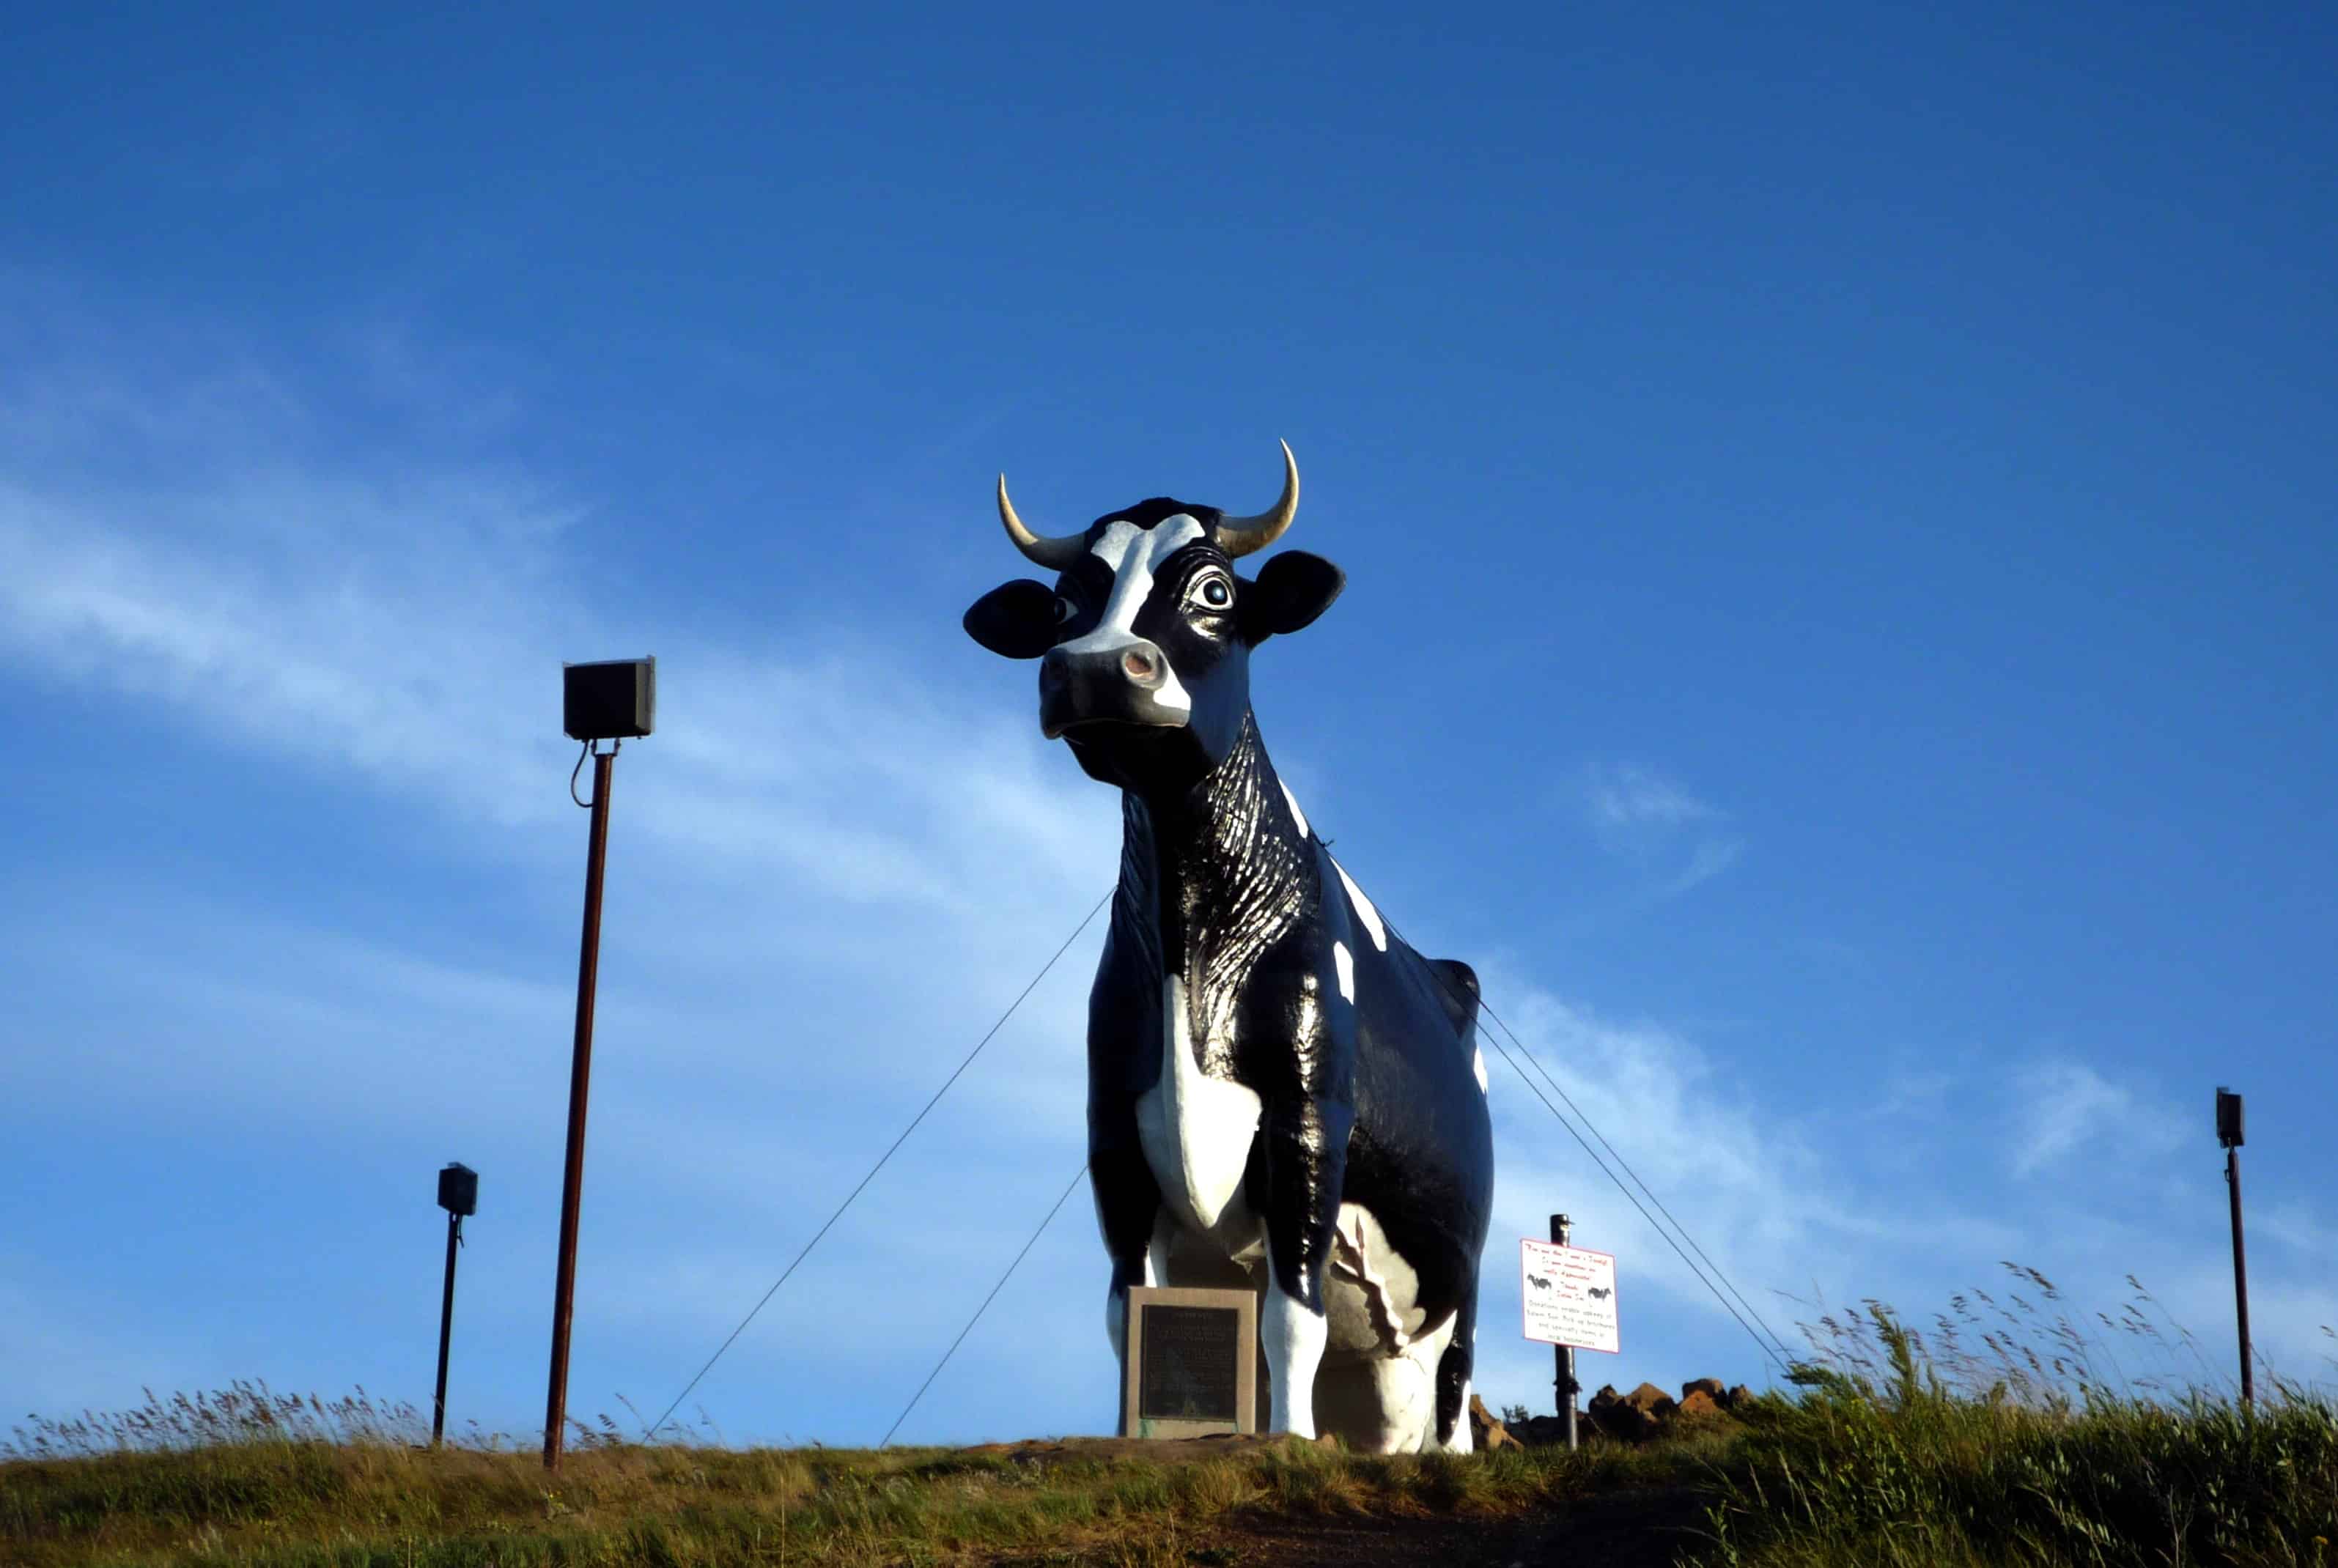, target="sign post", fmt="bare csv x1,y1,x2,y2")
1552,1215,1576,1449
1522,1224,1618,1452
